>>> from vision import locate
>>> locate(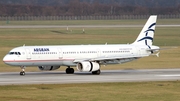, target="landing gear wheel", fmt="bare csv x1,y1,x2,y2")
70,68,74,74
20,66,26,76
66,67,74,74
92,70,101,75
20,71,25,76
